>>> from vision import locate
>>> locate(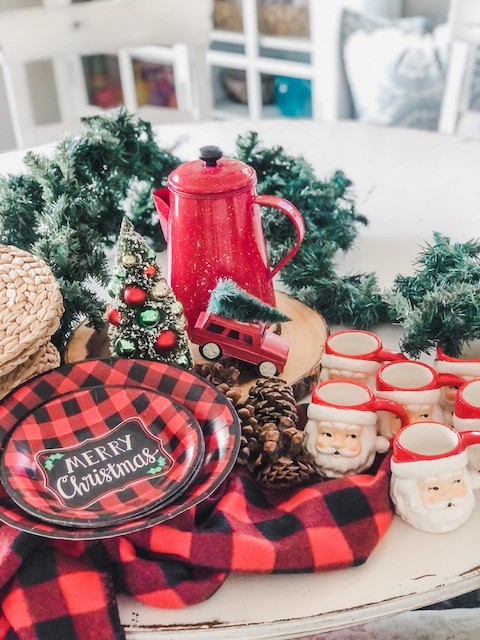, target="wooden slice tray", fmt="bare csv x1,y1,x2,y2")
64,291,328,401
